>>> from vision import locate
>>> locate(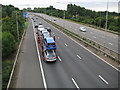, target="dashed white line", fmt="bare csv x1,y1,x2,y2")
108,43,113,45
99,75,109,85
65,43,68,46
72,78,80,89
58,56,62,61
93,36,96,38
77,55,81,59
